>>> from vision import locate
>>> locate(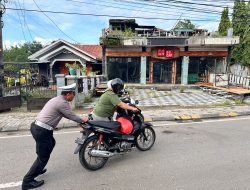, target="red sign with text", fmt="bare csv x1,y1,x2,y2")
166,50,174,58
157,48,165,57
